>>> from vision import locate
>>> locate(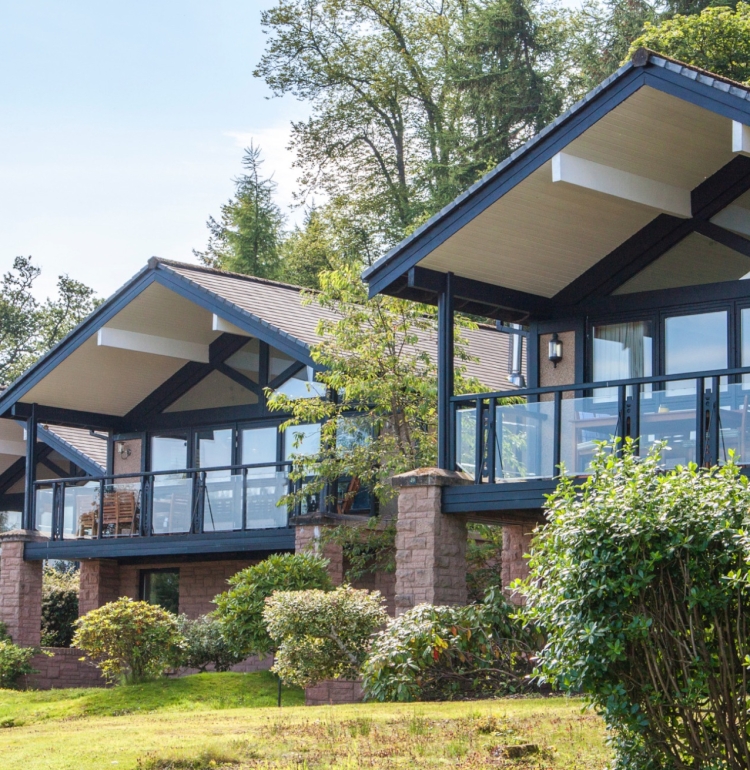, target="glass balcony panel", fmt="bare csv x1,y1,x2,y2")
35,486,54,535
455,406,479,478
63,482,100,539
639,384,698,468
0,509,22,533
717,382,750,466
245,471,288,529
151,477,193,534
494,401,555,480
203,474,243,532
560,394,619,475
